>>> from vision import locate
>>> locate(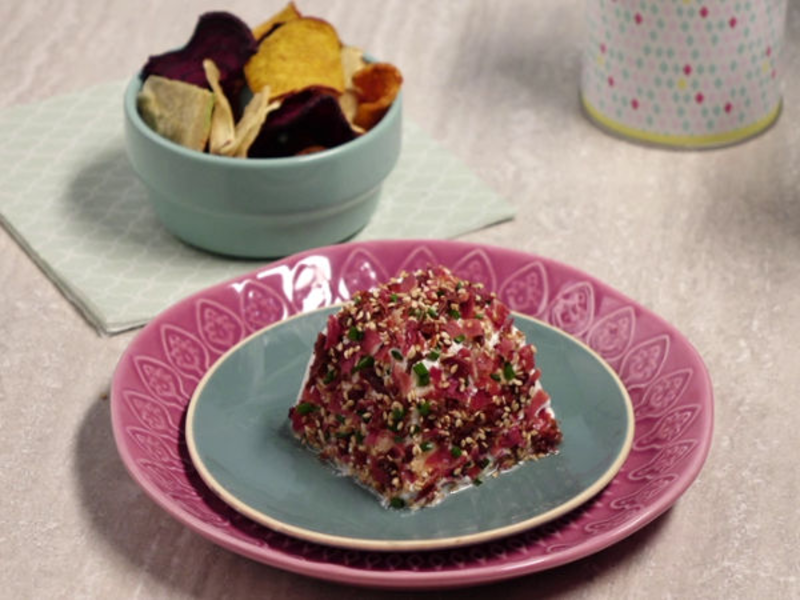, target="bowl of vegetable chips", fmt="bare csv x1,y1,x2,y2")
124,4,402,258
